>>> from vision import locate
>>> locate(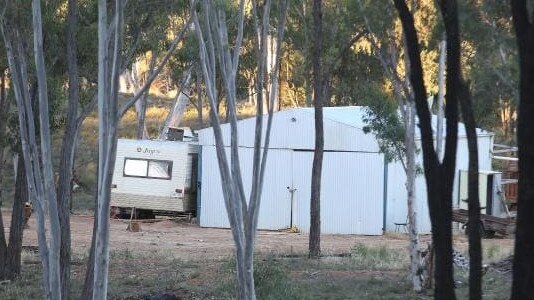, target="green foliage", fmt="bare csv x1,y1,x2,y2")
460,1,518,142
361,84,406,163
